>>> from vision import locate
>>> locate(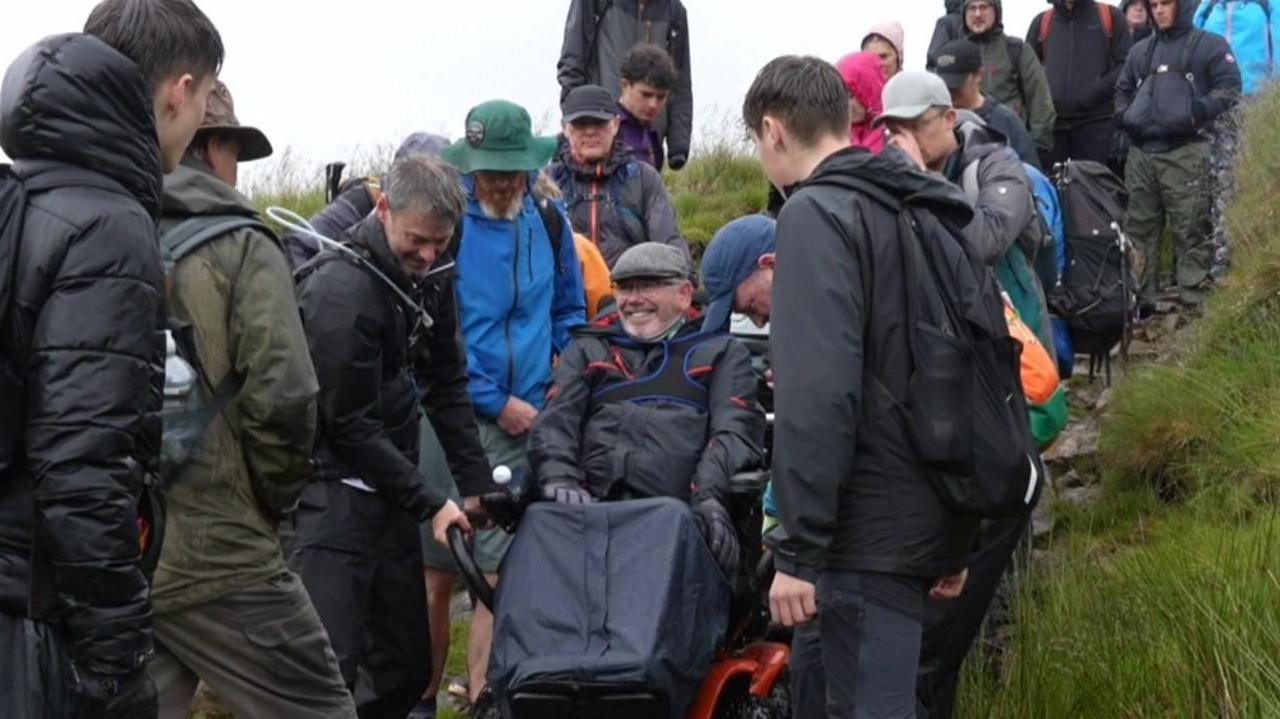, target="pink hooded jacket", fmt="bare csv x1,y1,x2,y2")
835,51,887,154
861,21,905,75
